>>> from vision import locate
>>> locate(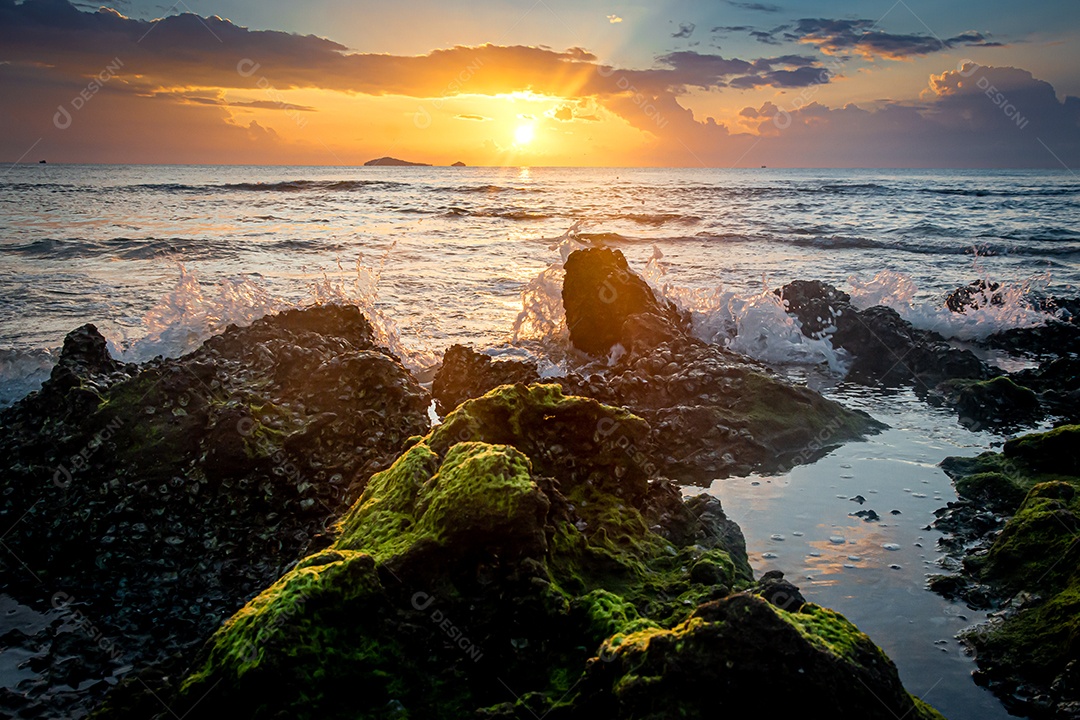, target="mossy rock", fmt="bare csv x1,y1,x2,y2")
149,385,939,720
963,569,1080,691
972,481,1079,593
953,471,1028,514
941,428,1080,713
556,594,943,720
950,376,1041,428
1003,423,1080,475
